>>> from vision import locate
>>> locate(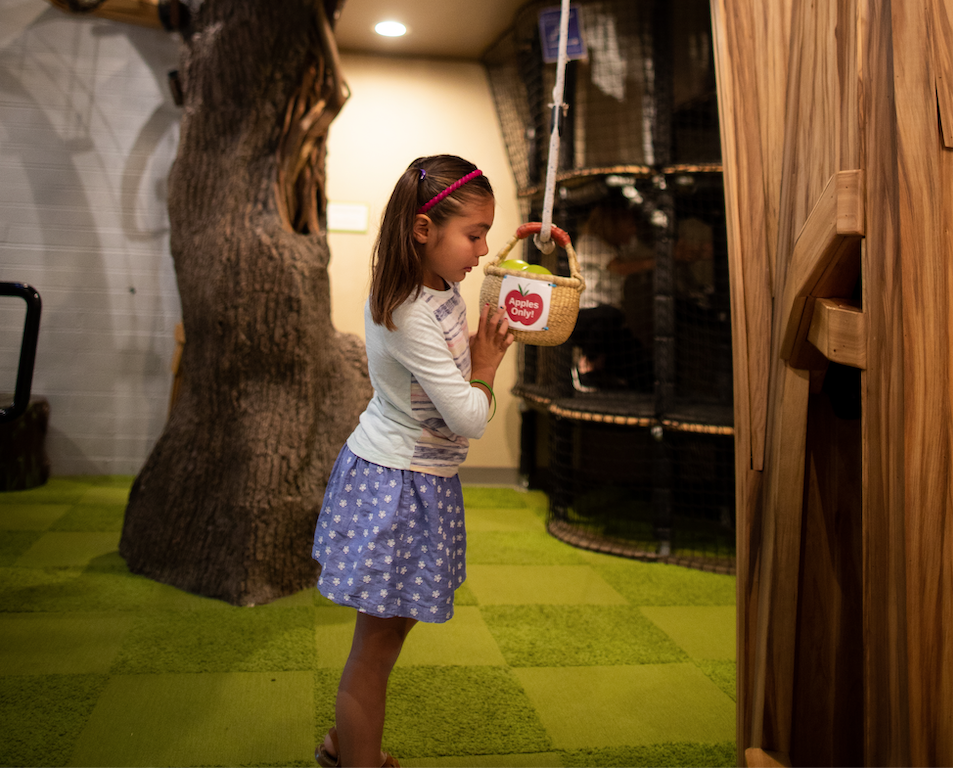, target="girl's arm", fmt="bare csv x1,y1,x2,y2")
377,300,510,438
